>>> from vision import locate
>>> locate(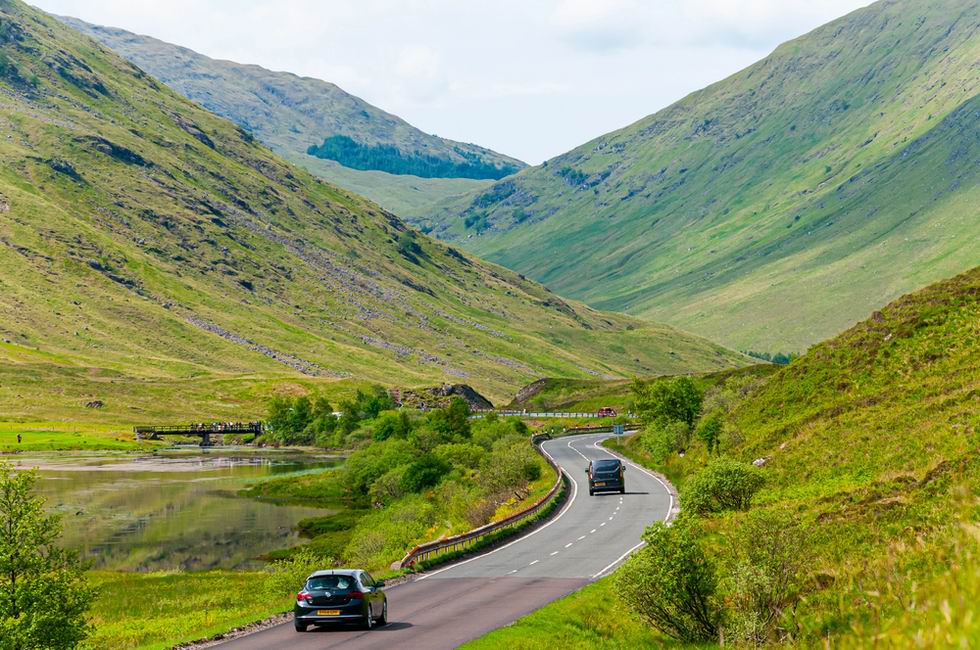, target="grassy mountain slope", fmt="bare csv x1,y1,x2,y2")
0,0,745,426
57,16,522,217
430,0,979,352
470,265,980,647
